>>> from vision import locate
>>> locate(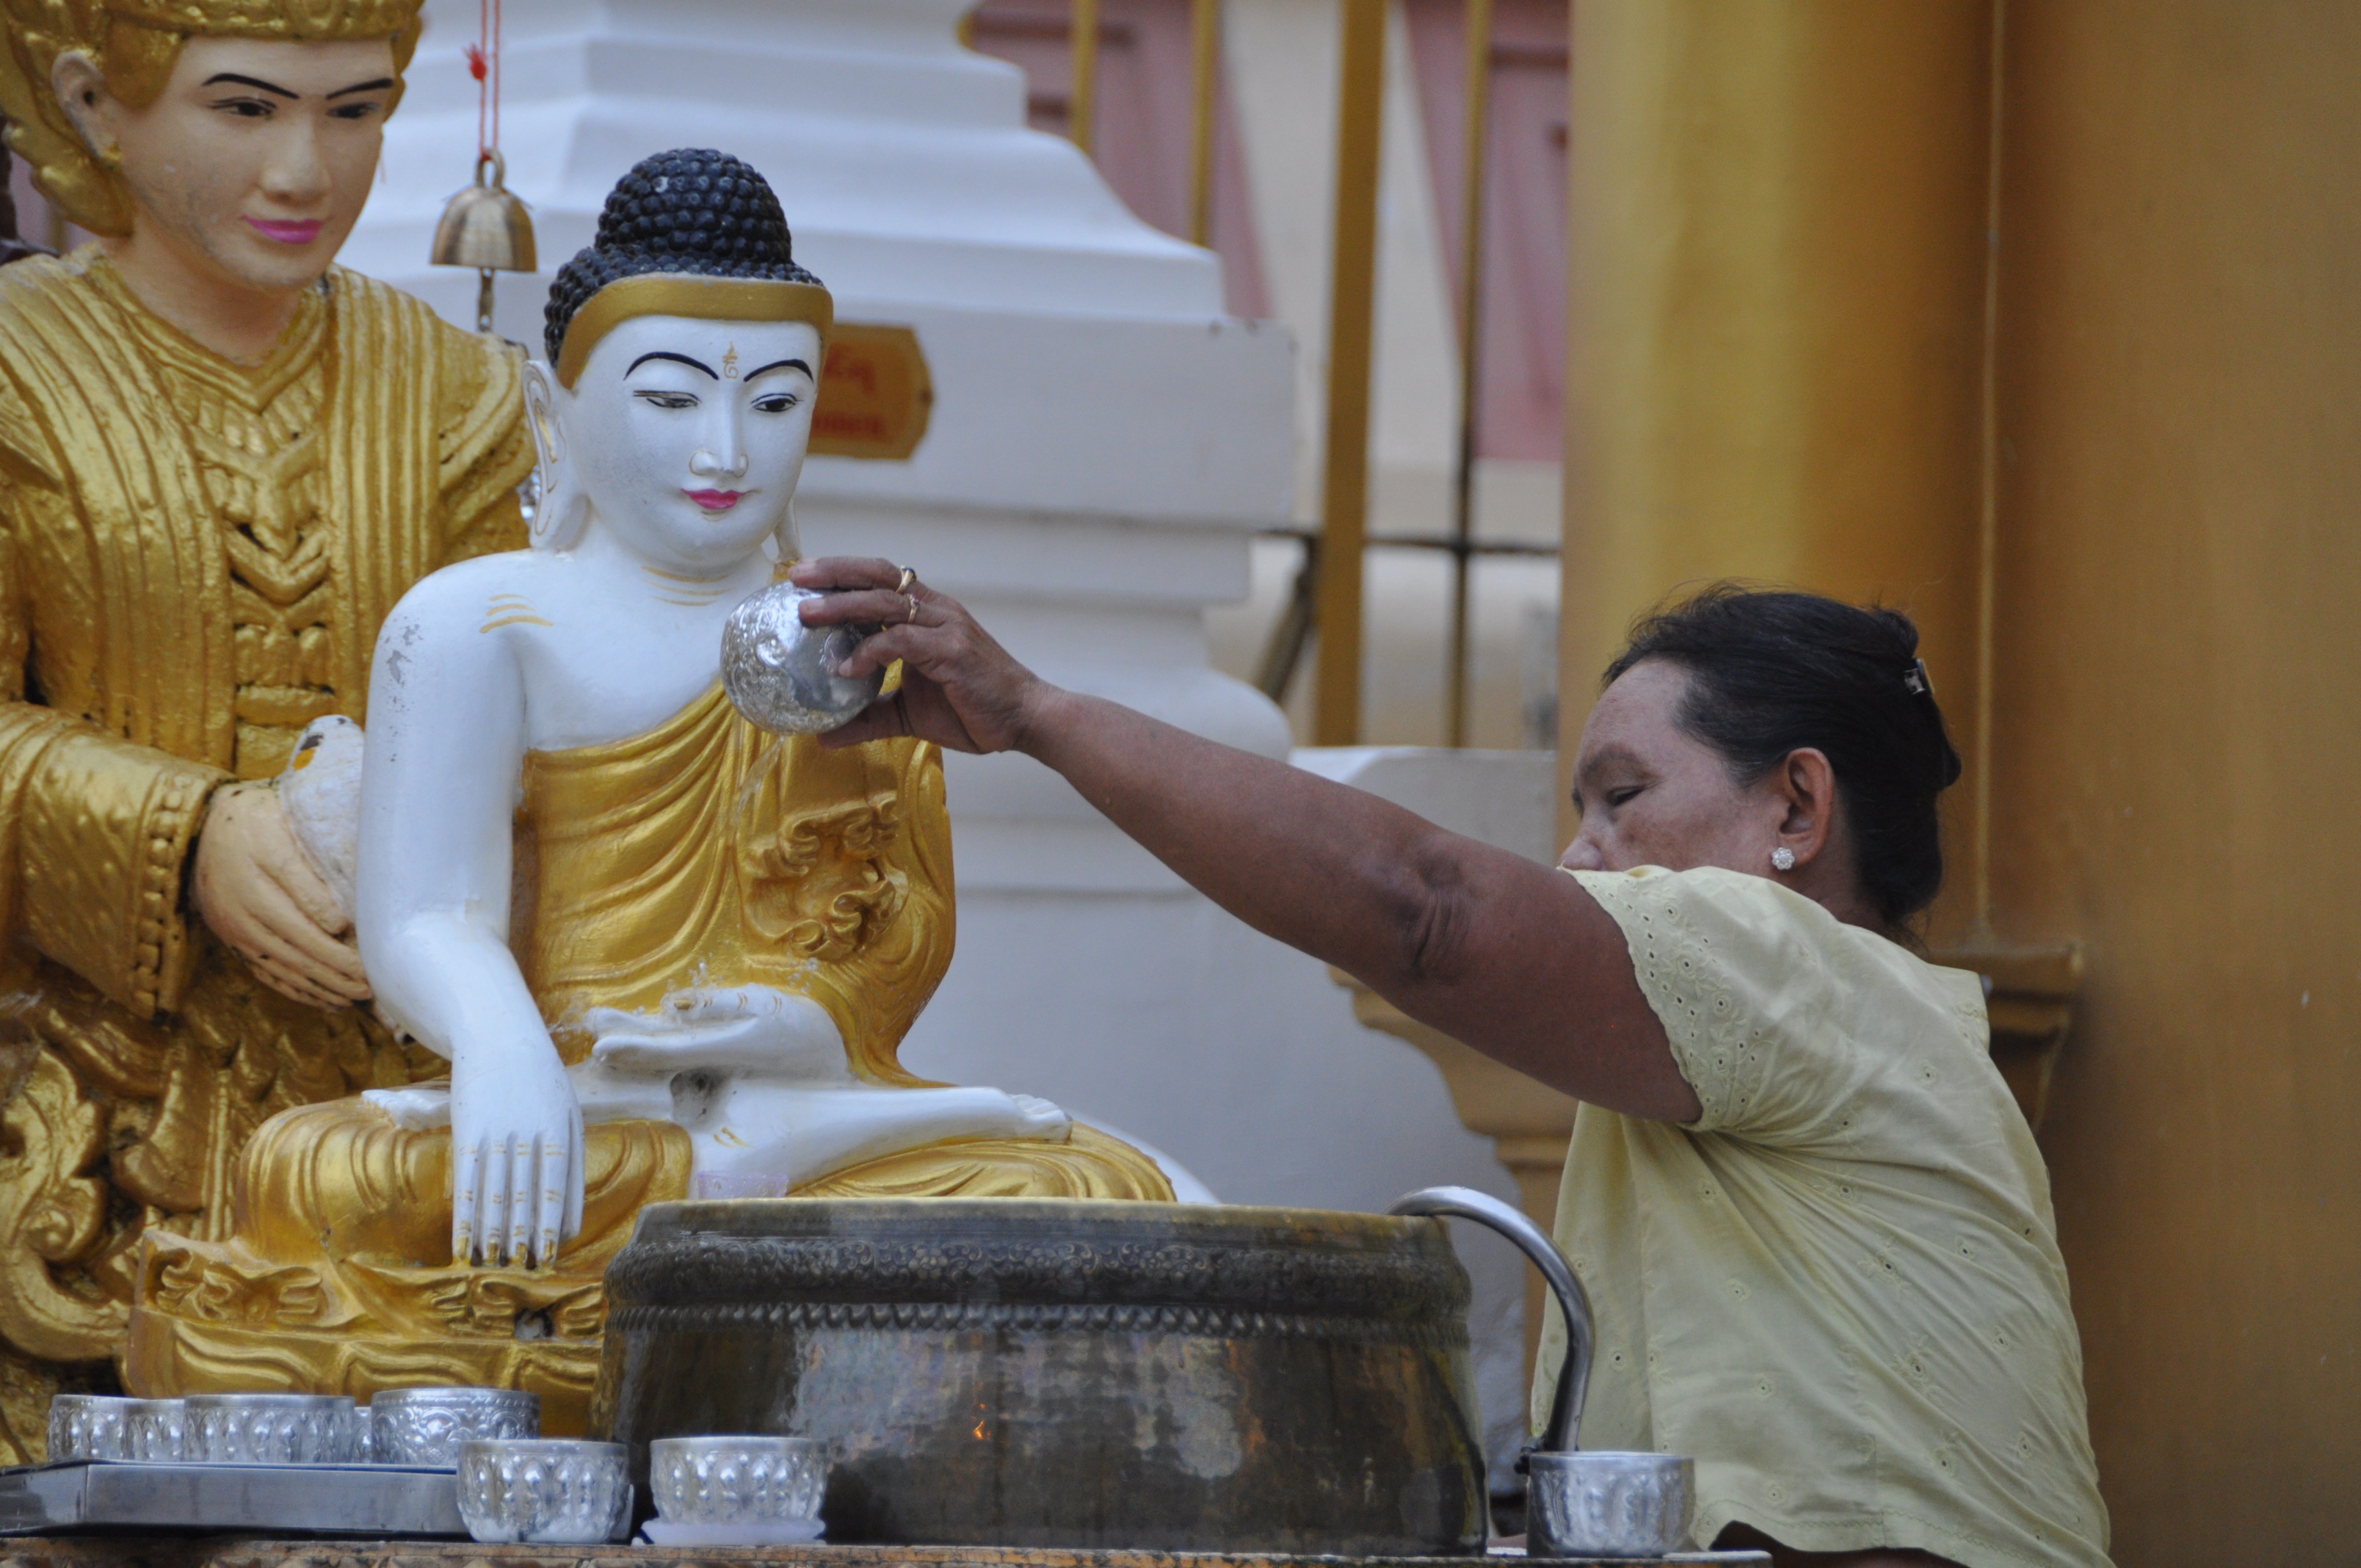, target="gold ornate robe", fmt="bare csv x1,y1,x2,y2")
127,683,1169,1432
0,250,531,1459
